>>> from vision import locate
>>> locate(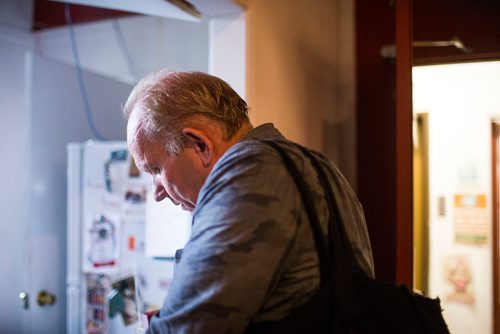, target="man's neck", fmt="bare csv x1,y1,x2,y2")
232,122,254,144
210,122,253,166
